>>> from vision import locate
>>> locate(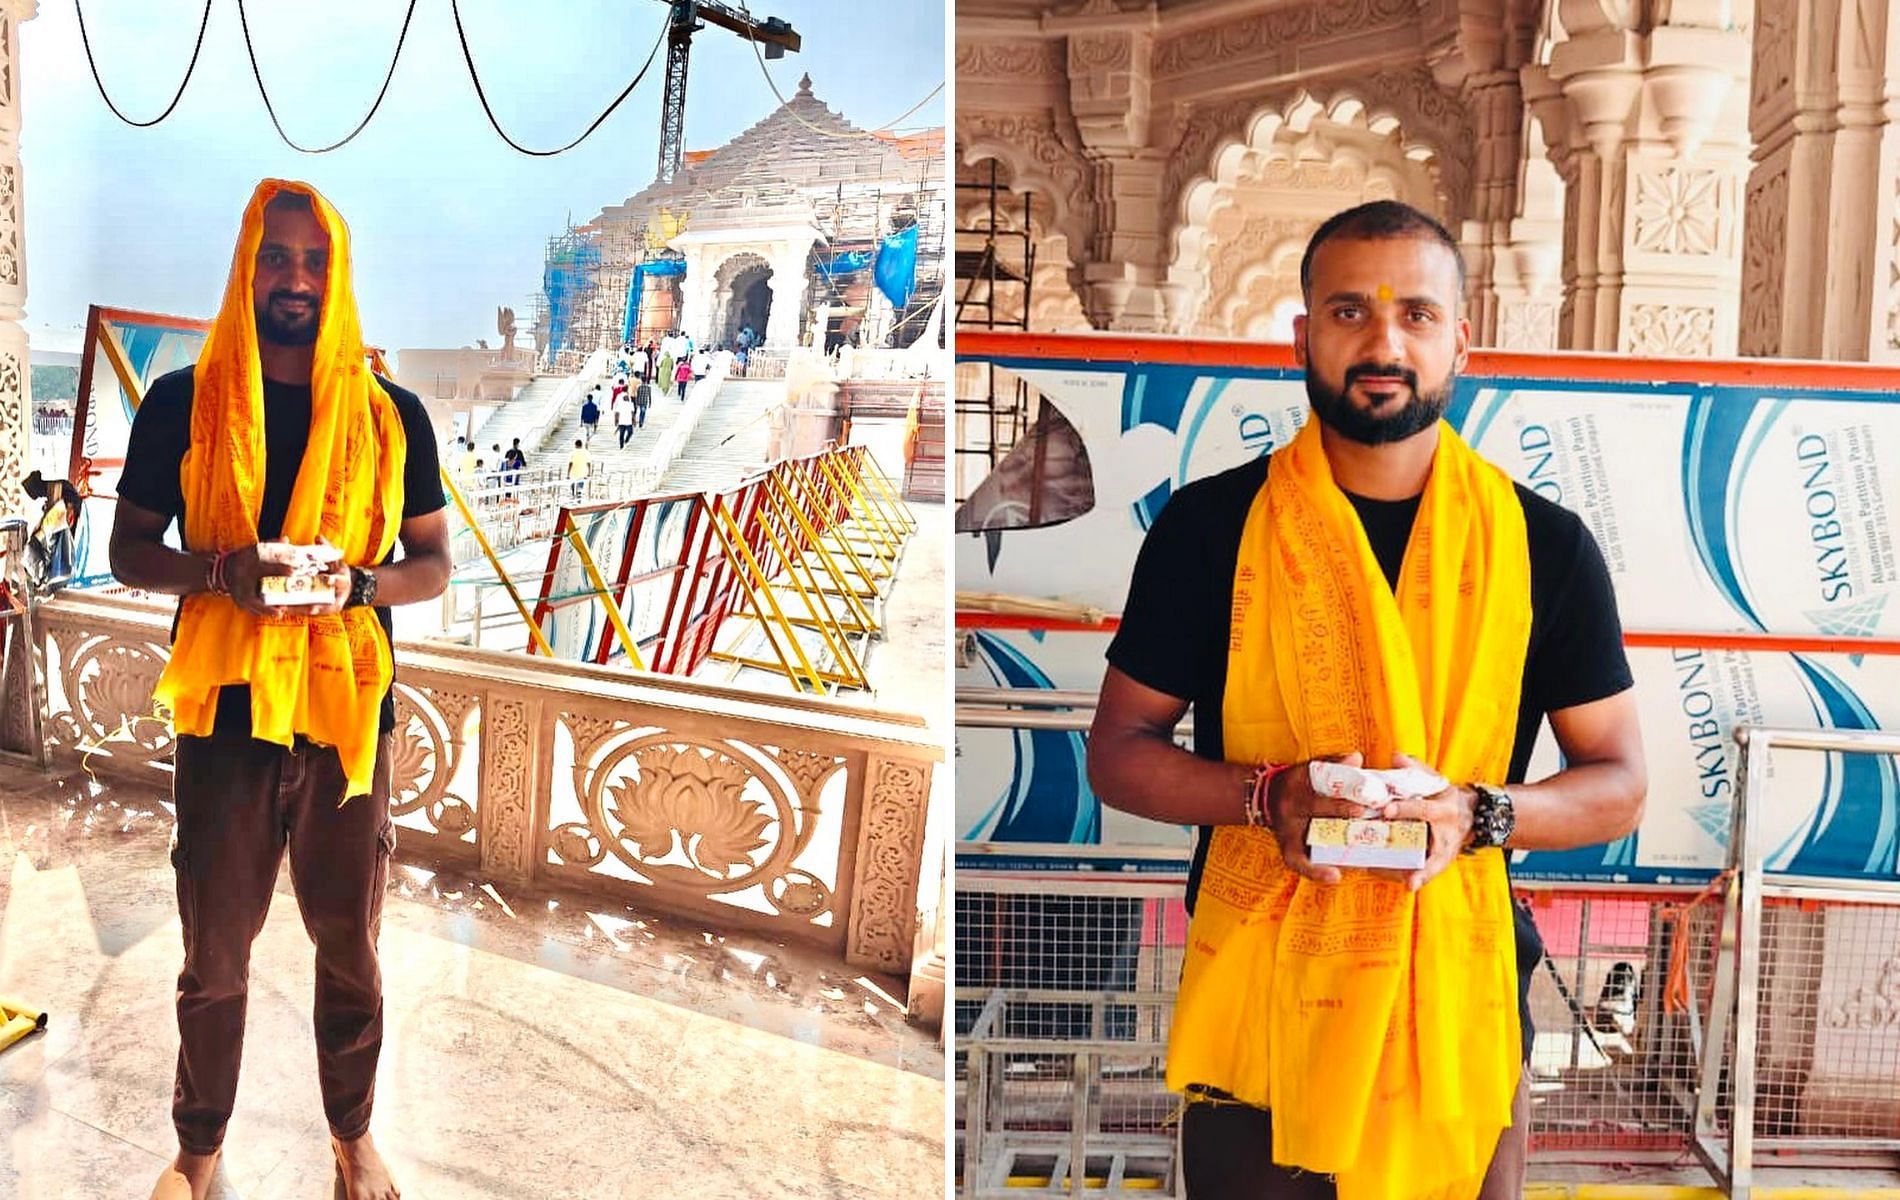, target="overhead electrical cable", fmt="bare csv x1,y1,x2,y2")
78,0,670,157
234,0,420,153
449,0,668,157
75,0,216,128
